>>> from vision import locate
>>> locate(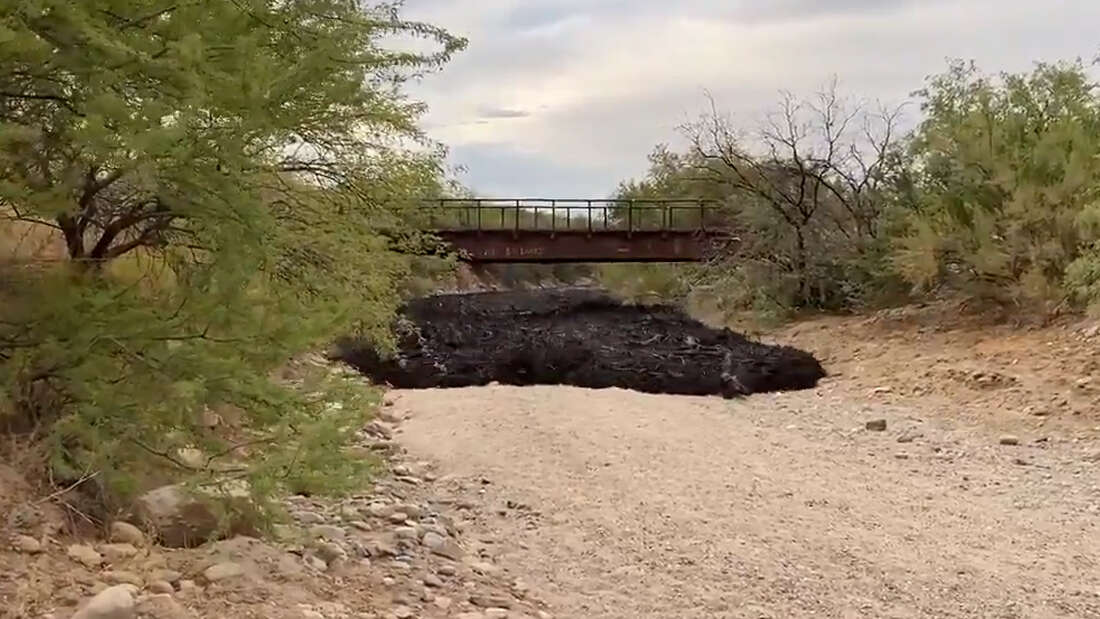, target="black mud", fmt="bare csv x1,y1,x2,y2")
337,289,825,398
